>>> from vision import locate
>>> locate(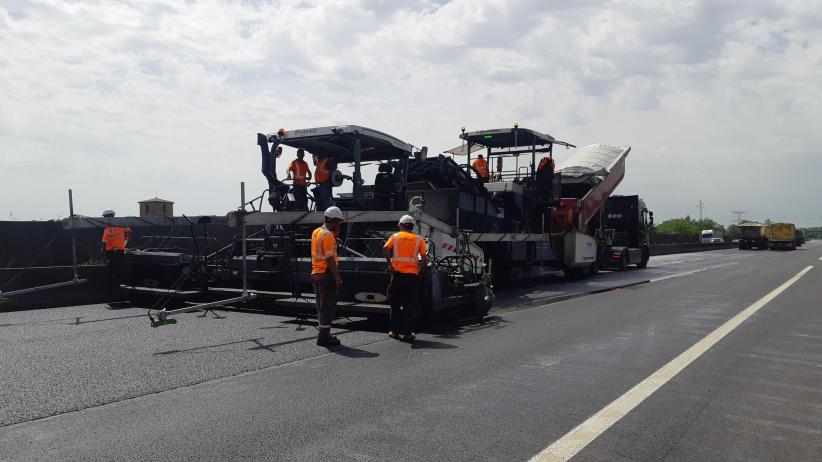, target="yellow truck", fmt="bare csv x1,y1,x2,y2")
769,222,796,250
738,222,768,250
